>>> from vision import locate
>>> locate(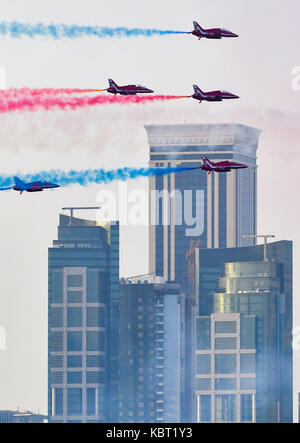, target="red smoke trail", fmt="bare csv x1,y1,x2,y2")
0,94,188,113
0,88,105,99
